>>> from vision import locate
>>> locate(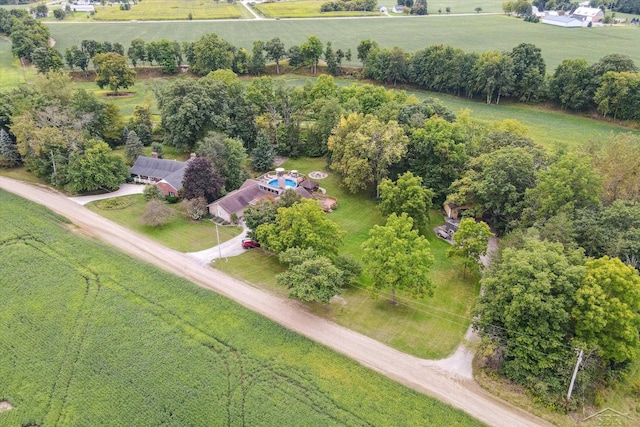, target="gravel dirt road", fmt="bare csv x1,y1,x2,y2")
0,177,550,427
